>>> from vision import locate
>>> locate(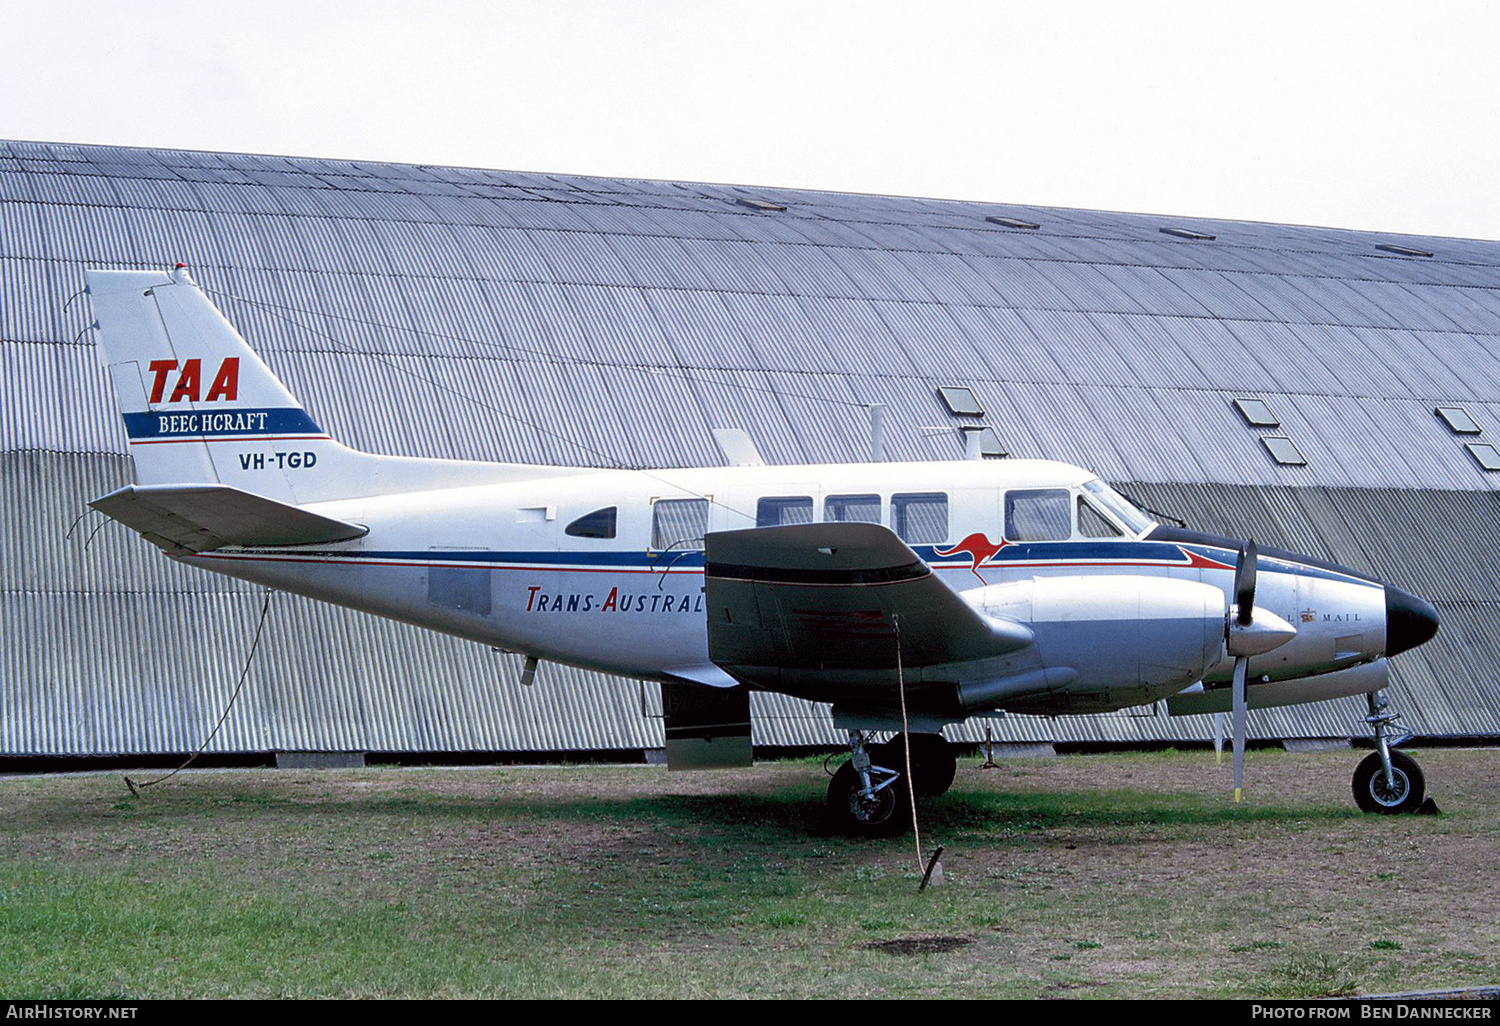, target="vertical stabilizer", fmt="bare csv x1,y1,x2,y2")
87,266,338,504
86,266,578,505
